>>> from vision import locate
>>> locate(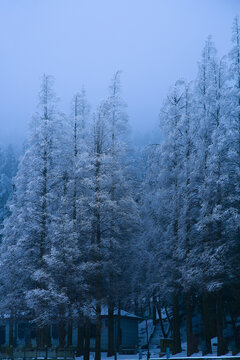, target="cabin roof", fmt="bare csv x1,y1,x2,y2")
100,306,142,319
